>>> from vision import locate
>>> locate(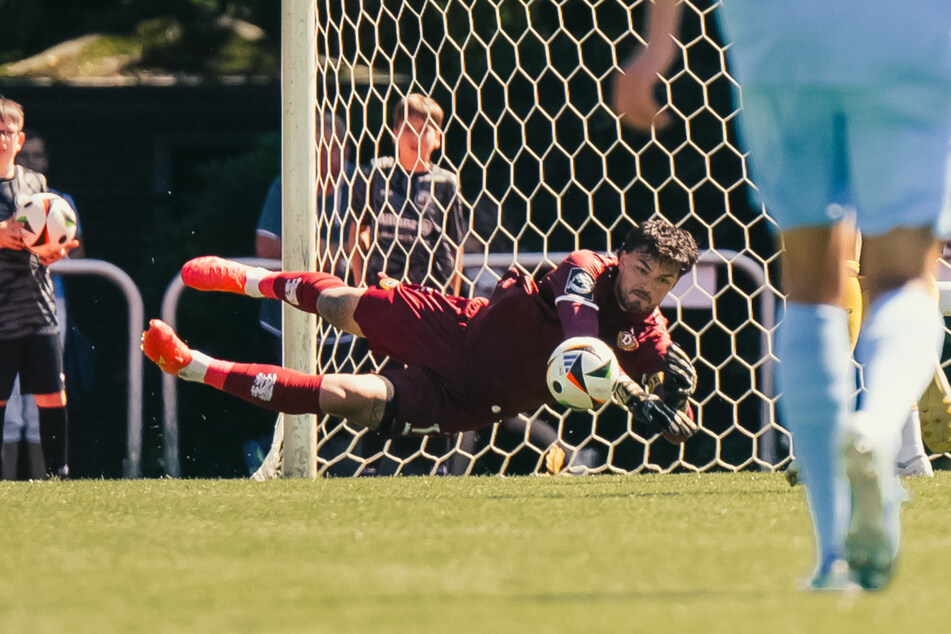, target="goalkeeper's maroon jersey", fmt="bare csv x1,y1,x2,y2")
354,249,672,433
460,249,670,423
